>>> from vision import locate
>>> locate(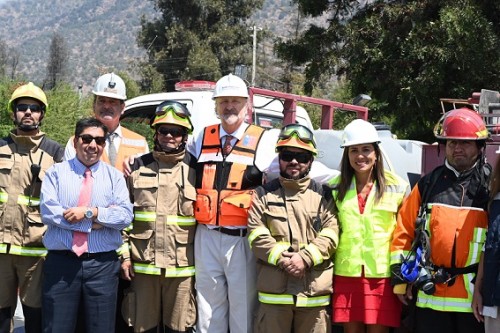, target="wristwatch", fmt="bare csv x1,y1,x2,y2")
84,208,94,219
